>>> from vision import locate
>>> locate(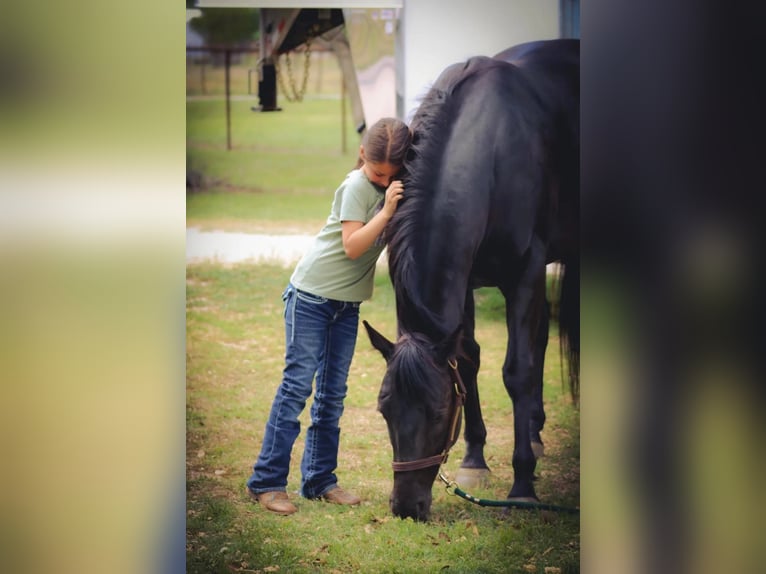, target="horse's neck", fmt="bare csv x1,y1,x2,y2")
398,209,474,337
